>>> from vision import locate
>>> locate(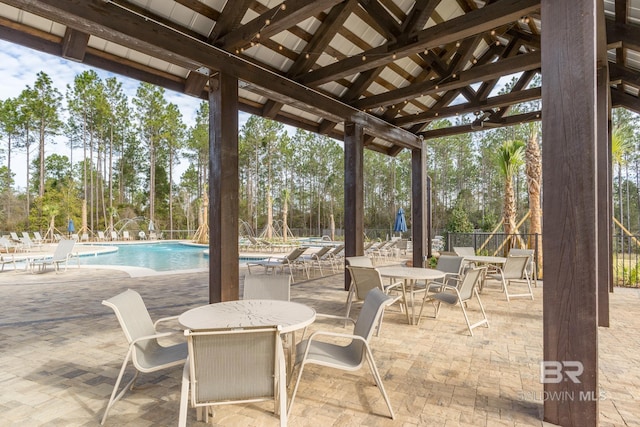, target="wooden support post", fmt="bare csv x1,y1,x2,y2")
208,73,239,303
411,139,427,268
596,0,611,327
542,1,599,425
344,122,364,290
